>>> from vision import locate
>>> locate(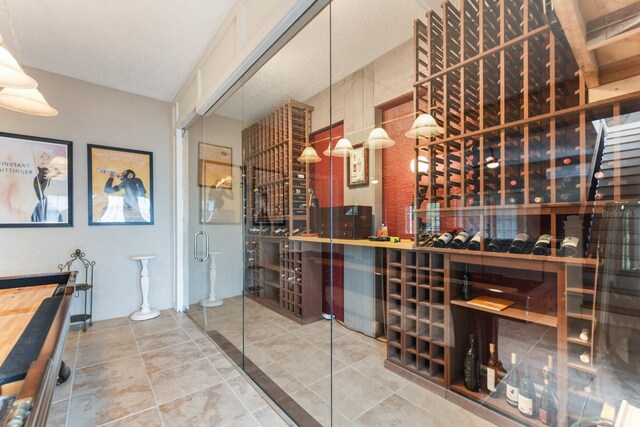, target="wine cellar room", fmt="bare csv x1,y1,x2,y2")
187,0,640,426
